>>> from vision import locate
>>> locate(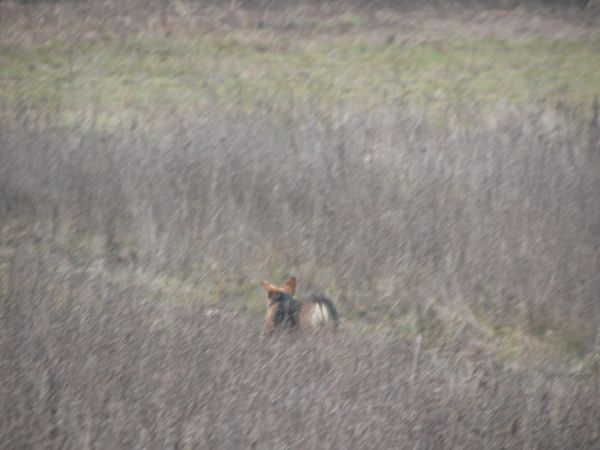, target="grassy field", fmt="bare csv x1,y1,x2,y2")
3,36,599,113
1,1,600,448
1,2,599,127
